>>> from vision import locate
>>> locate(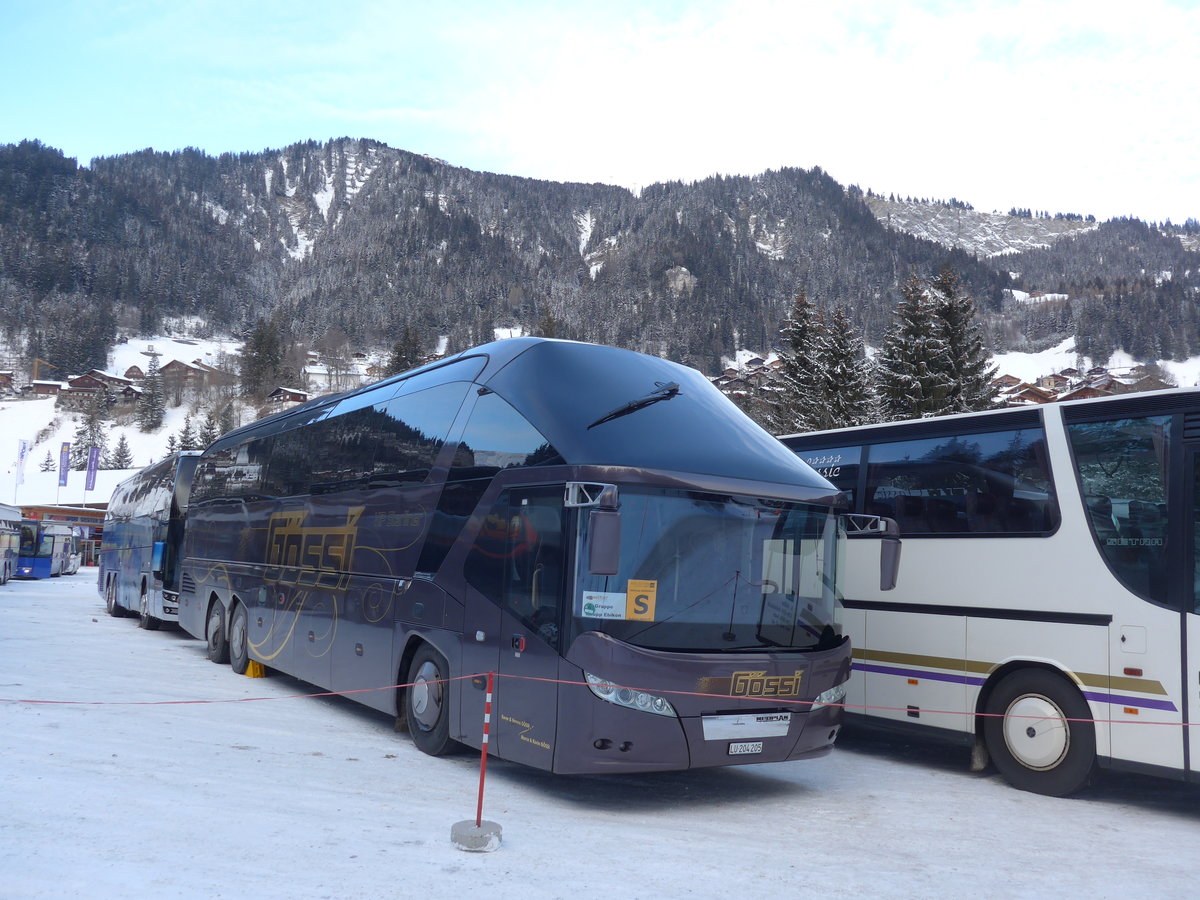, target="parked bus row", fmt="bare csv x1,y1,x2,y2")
782,387,1200,796
99,337,902,776
0,505,82,582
